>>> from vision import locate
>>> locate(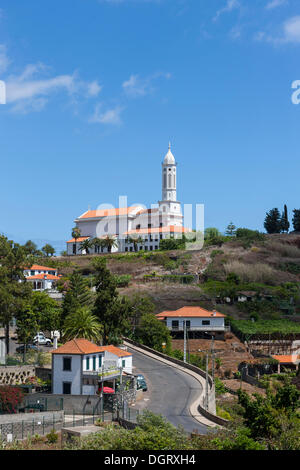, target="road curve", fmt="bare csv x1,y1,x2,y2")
129,347,209,434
